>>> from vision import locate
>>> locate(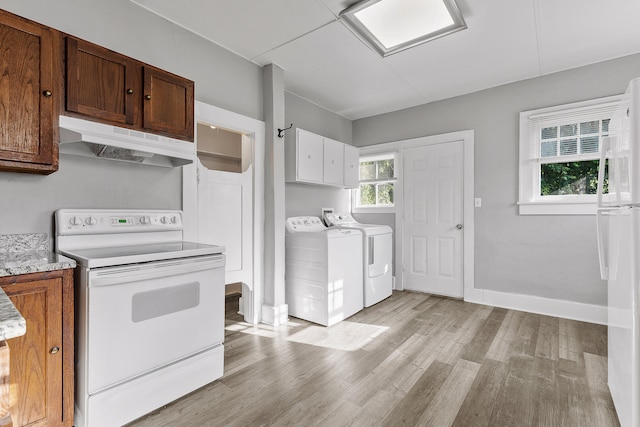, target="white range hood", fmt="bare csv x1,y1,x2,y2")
59,115,195,167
